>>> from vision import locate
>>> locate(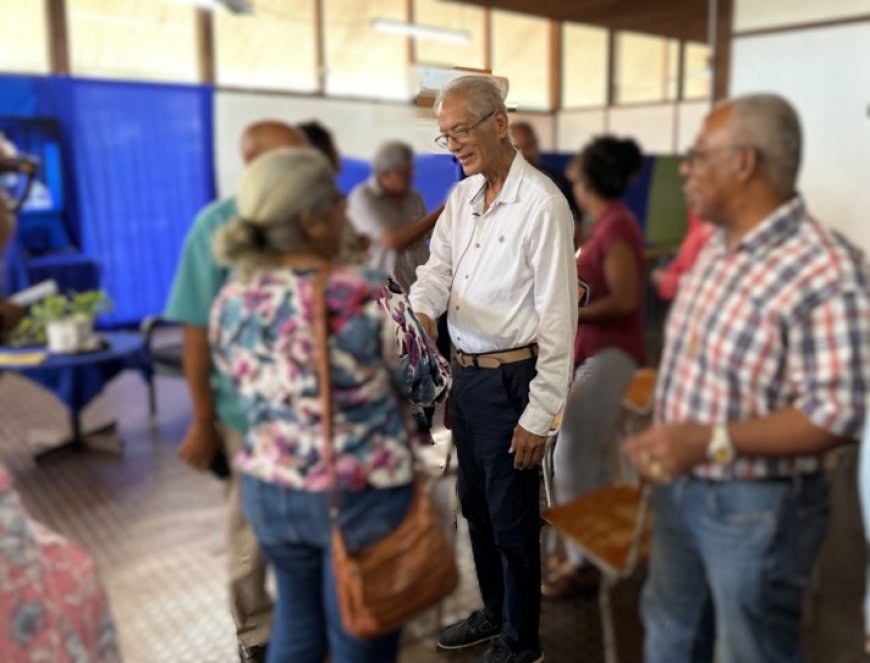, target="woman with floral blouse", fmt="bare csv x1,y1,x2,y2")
209,148,449,663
